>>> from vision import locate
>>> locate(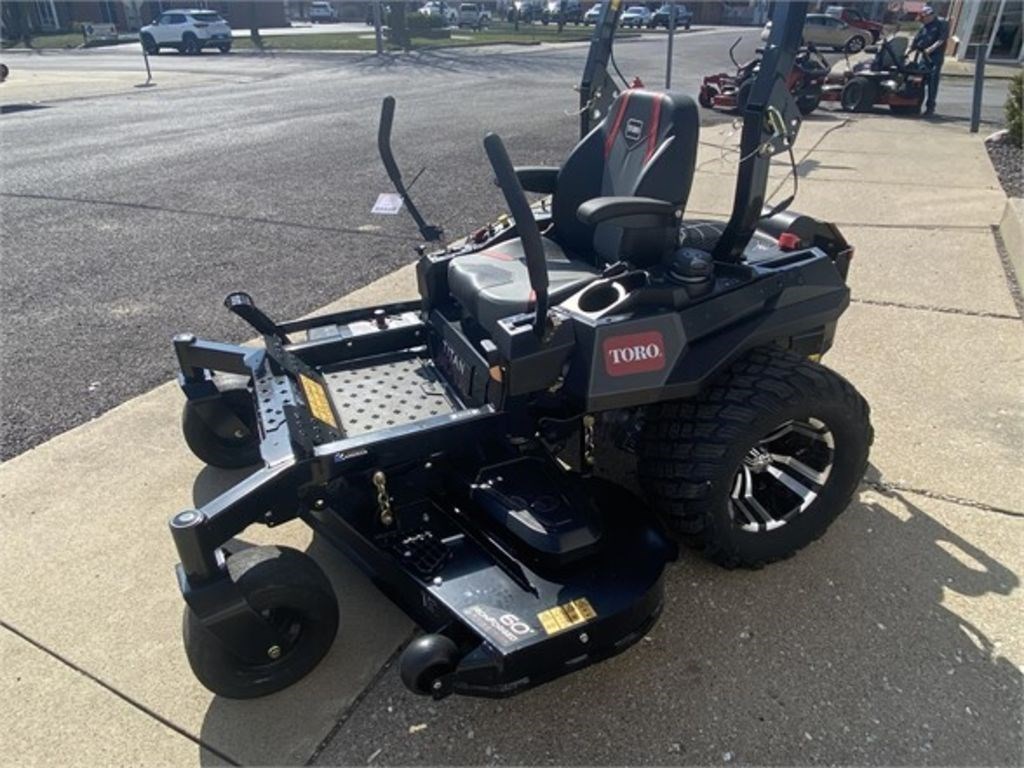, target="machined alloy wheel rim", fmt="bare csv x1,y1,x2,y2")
729,418,835,532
